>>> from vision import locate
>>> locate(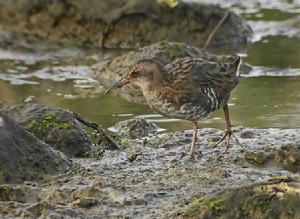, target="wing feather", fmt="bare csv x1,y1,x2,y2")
166,57,240,93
